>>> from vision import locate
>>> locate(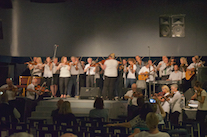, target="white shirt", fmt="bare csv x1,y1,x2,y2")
134,131,170,137
161,92,170,114
160,63,173,77
59,65,71,77
43,64,53,78
32,63,42,77
169,91,182,113
52,62,59,74
198,90,207,110
0,84,17,101
139,66,155,82
104,59,118,77
84,64,96,75
168,71,182,81
124,90,138,106
127,64,137,79
26,83,38,100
